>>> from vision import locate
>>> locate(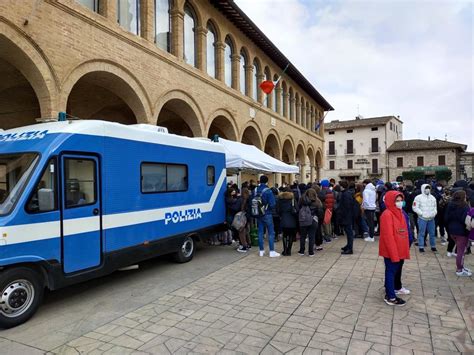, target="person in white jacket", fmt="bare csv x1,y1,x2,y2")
412,183,437,252
362,180,376,242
